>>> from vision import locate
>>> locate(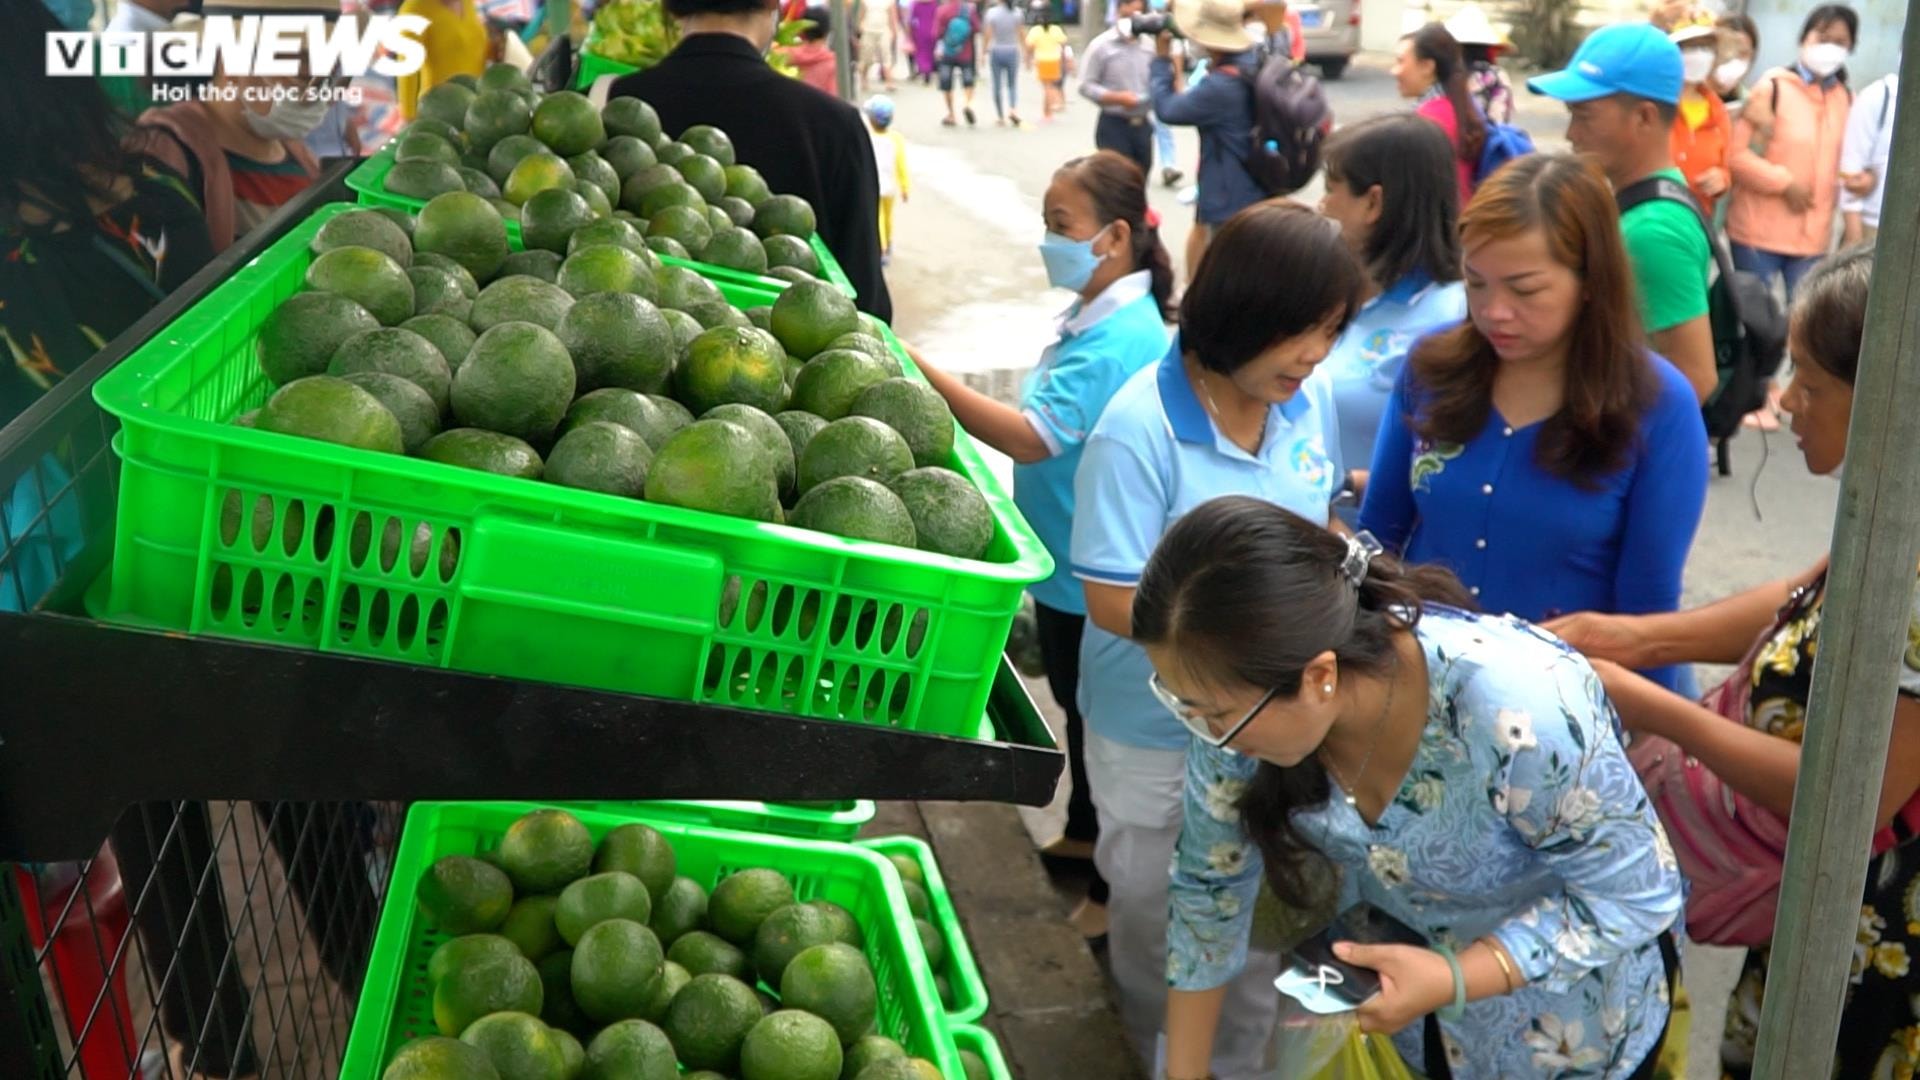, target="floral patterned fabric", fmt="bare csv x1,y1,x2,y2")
1170,606,1683,1079
0,162,211,425
1719,575,1920,1080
